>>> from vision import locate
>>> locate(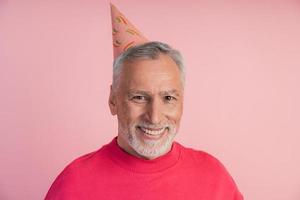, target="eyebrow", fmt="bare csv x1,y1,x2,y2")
128,89,180,97
160,89,180,97
127,90,150,96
